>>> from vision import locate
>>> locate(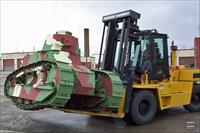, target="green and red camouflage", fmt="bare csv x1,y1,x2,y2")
4,31,124,112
